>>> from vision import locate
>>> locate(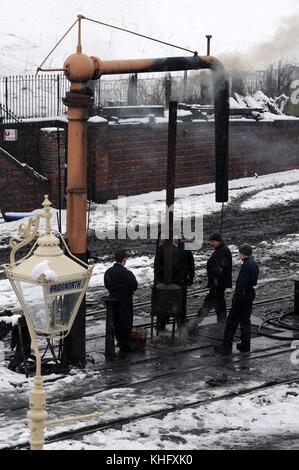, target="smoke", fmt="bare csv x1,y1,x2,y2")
220,13,299,71
249,13,299,66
